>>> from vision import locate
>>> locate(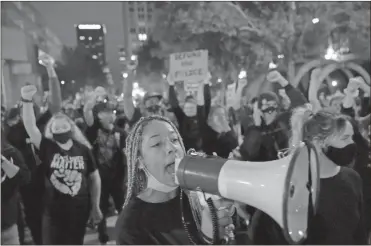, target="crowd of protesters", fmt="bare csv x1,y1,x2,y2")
1,52,370,245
